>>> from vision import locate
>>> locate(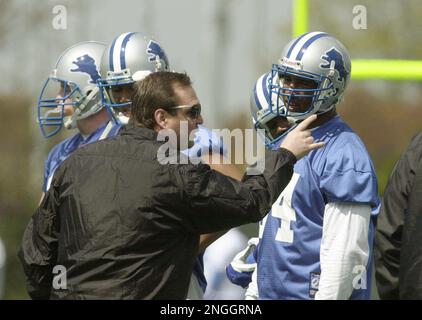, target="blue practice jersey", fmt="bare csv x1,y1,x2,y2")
42,121,121,192
257,116,380,300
